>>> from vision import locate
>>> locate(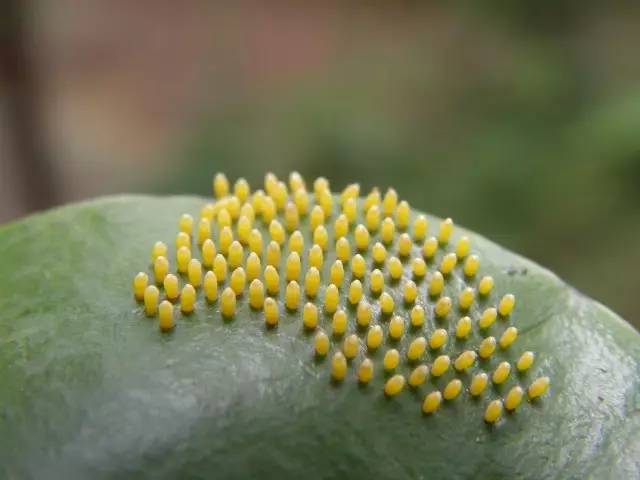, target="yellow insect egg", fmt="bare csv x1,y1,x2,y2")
176,231,191,251
458,287,474,311
318,190,333,217
380,217,395,244
133,272,149,301
505,386,524,411
366,325,384,350
213,254,227,282
313,225,329,251
308,244,323,269
144,285,160,315
303,302,318,329
336,237,351,263
455,316,472,339
217,208,231,229
439,252,457,275
266,241,281,268
438,218,454,244
332,309,348,336
479,307,498,329
334,214,349,239
213,172,229,198
236,215,251,245
263,297,279,326
485,399,503,424
343,197,357,224
492,361,511,384
358,358,374,384
372,242,387,264
356,301,372,327
397,233,412,257
429,328,448,349
384,374,406,397
413,215,428,241
363,187,380,212
180,284,196,314
383,349,400,371
201,239,216,268
379,292,395,315
310,205,325,232
272,181,288,211
404,281,418,304
499,326,518,349
304,267,321,297
252,189,266,215
348,280,363,305
422,391,442,414
343,334,360,359
409,365,429,387
395,200,410,230
478,275,494,296
248,229,263,255
289,171,305,192
428,271,444,296
261,196,276,224
314,330,330,356
454,350,477,372
528,377,550,399
285,202,299,232
187,259,202,288
411,305,425,327
219,226,233,255
176,247,191,274
412,258,427,278
264,172,278,196
434,296,452,318
366,205,381,232
340,182,360,204
331,352,347,381
228,196,244,221
330,260,345,286
196,218,211,245
285,252,301,282
388,256,403,281
293,189,309,216
269,220,285,246
158,300,174,332
431,355,450,377
443,379,462,401
479,336,497,359
382,188,398,217
370,269,384,295
354,224,370,252
469,373,489,396
264,265,280,295
248,278,265,309
151,241,168,262
179,213,194,235
407,337,427,361
517,351,535,372
230,267,246,296
455,236,470,259
200,203,215,222
285,281,301,310
239,202,255,222
351,254,366,279
324,284,340,313
498,294,516,317
204,271,218,303
154,256,169,283
234,177,250,202
227,240,244,269
245,252,261,281
388,315,405,340
288,231,304,255
422,236,438,259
